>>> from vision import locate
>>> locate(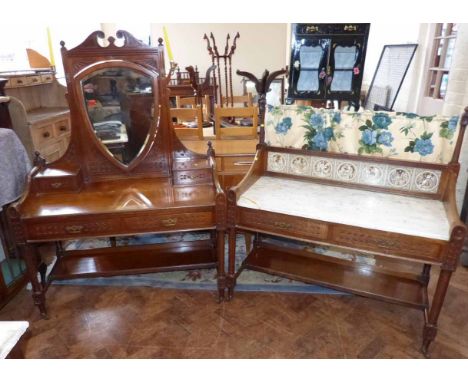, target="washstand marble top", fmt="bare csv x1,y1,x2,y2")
237,176,451,241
